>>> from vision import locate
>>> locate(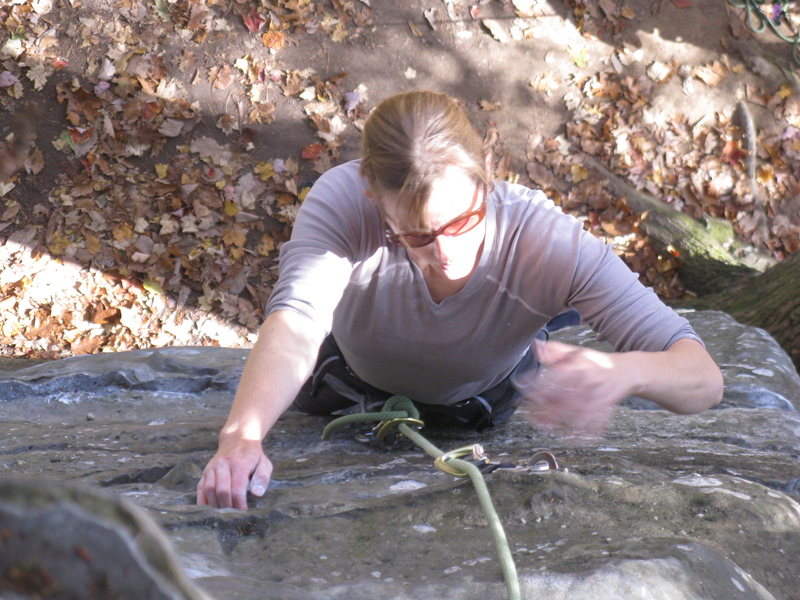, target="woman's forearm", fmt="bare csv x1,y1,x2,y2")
220,309,326,443
621,338,723,414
